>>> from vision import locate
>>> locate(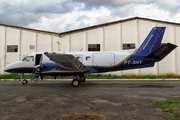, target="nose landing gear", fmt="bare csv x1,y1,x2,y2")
22,79,28,85
21,73,28,85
